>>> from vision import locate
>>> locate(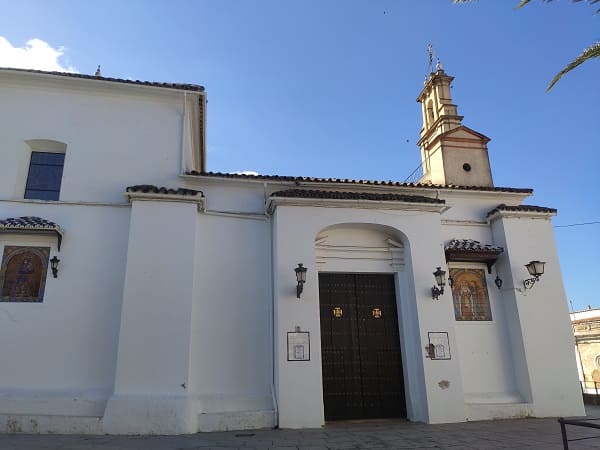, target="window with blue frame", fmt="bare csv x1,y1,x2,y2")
24,152,65,201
